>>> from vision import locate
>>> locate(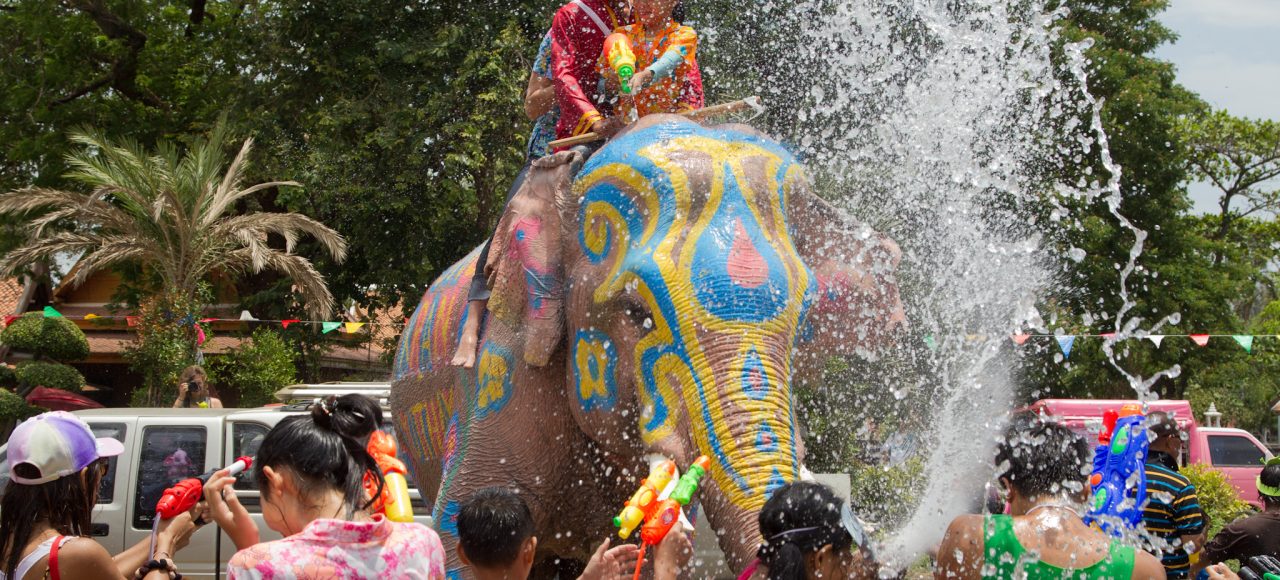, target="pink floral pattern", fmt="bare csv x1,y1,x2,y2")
227,515,445,579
